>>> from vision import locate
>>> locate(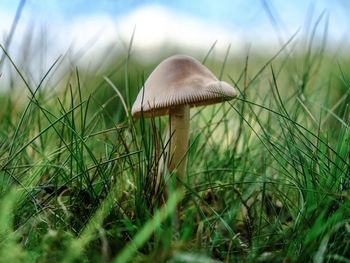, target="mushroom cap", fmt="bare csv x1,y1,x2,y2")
132,55,237,118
